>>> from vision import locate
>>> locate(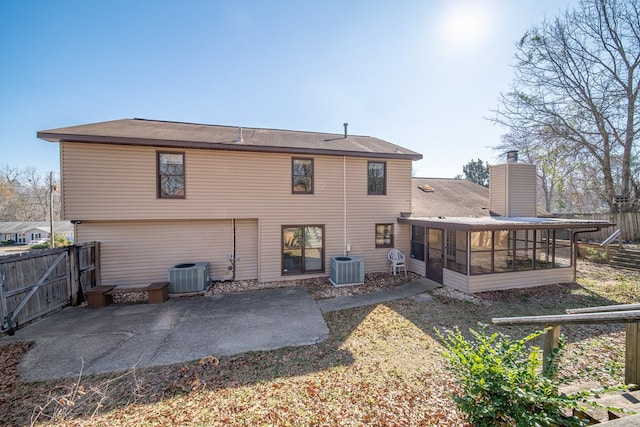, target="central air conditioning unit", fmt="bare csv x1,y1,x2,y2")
168,262,210,293
329,256,364,287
